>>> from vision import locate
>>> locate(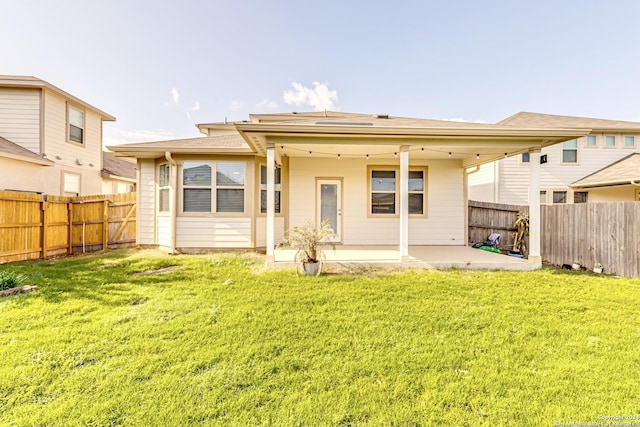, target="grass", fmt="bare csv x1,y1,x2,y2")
1,249,639,426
